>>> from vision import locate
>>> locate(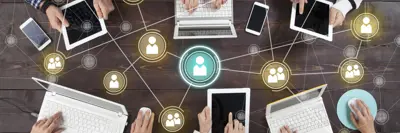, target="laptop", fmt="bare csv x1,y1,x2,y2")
32,77,128,133
60,0,108,50
174,0,237,39
266,84,333,133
